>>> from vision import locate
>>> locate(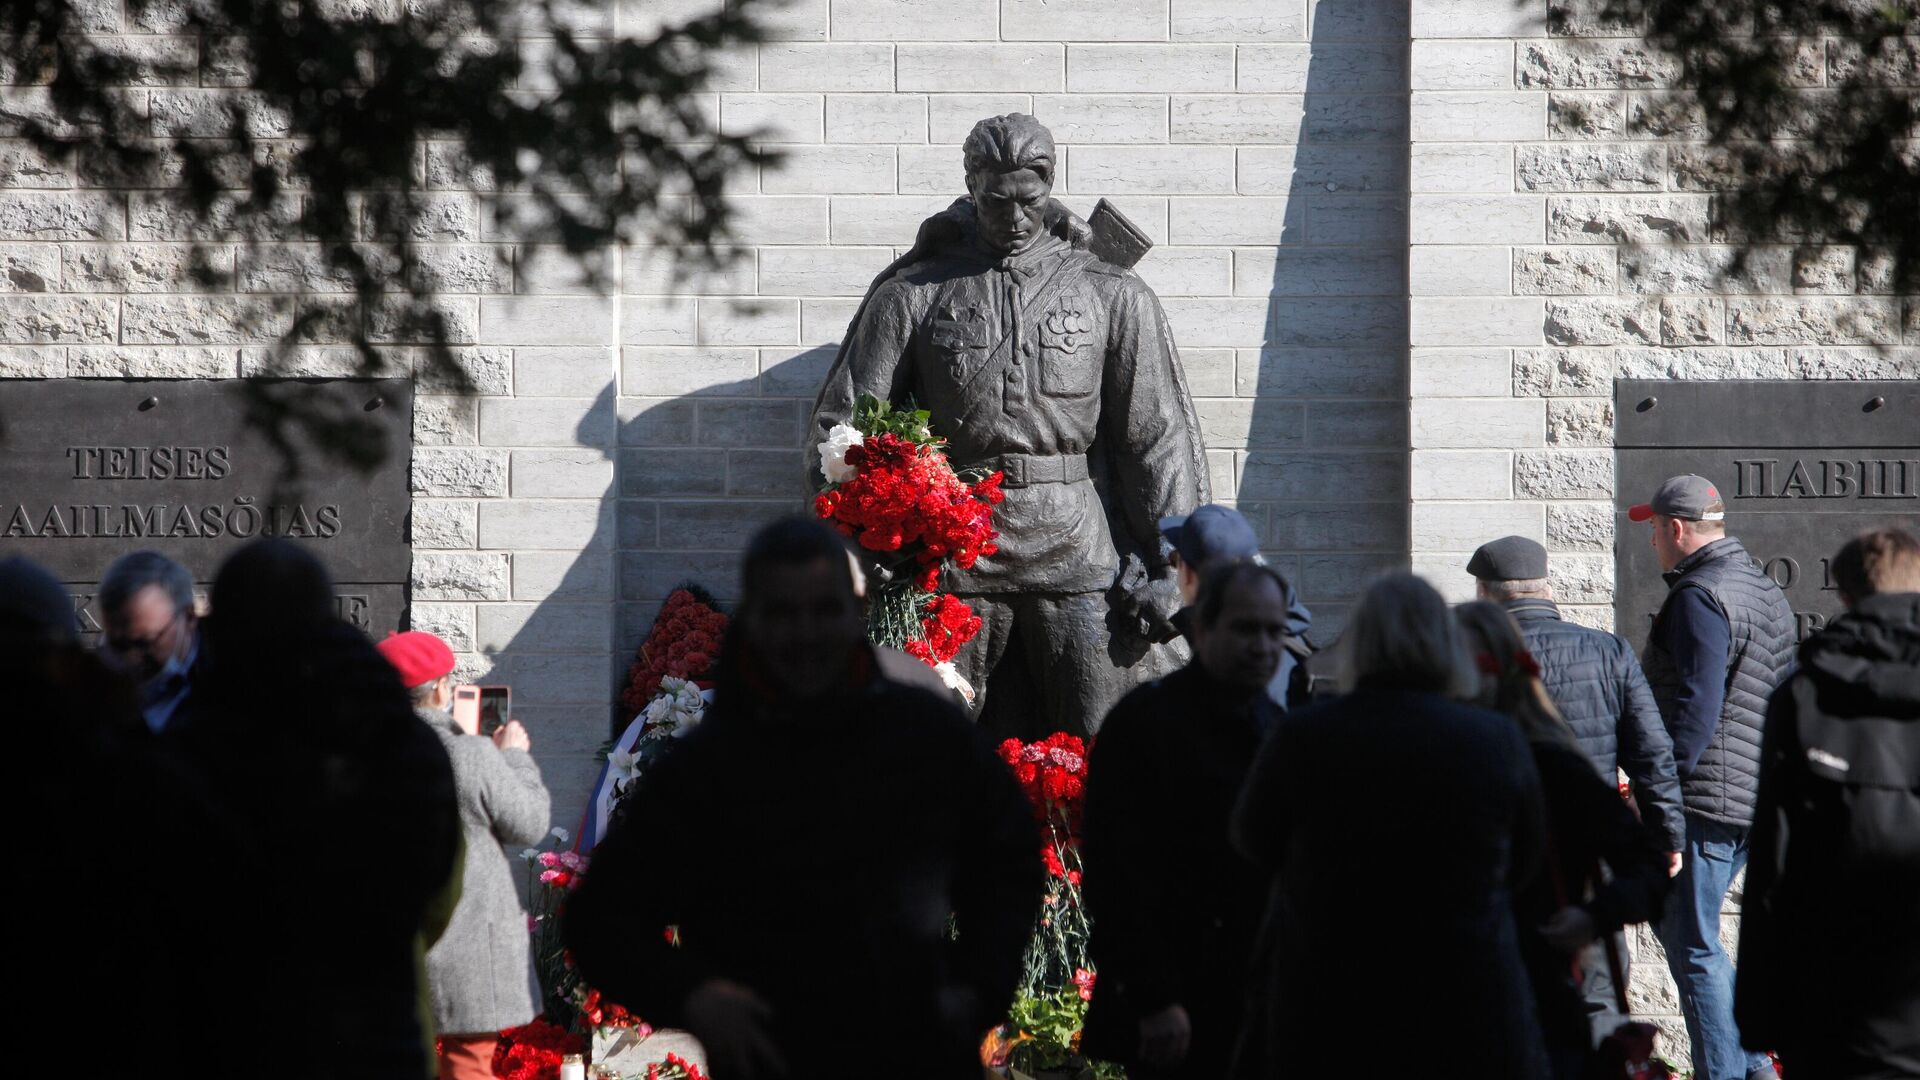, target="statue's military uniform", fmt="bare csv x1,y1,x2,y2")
811,209,1208,734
